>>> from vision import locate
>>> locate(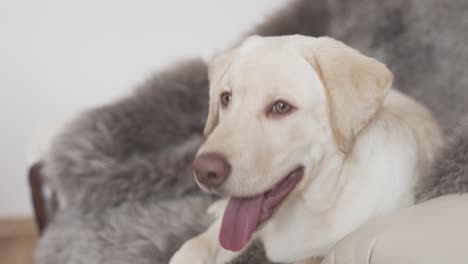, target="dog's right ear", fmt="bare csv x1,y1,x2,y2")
204,49,235,137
